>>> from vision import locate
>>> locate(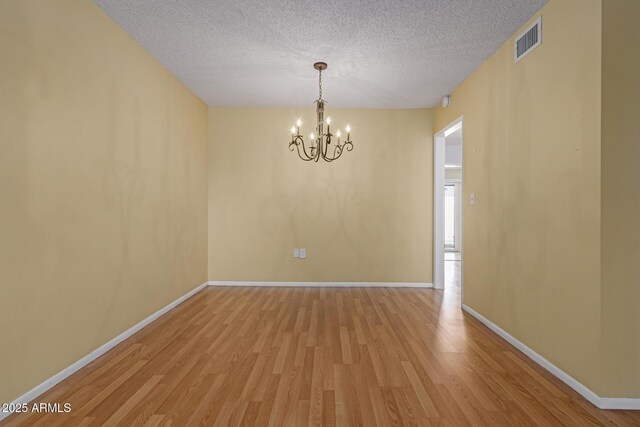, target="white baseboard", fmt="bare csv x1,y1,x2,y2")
462,304,640,411
207,281,433,288
0,281,209,422
599,398,640,410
